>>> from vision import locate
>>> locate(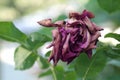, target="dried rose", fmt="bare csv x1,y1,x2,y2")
38,10,103,65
